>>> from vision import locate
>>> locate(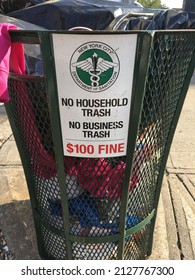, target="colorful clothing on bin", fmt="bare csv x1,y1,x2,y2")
0,23,25,102
0,23,56,180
